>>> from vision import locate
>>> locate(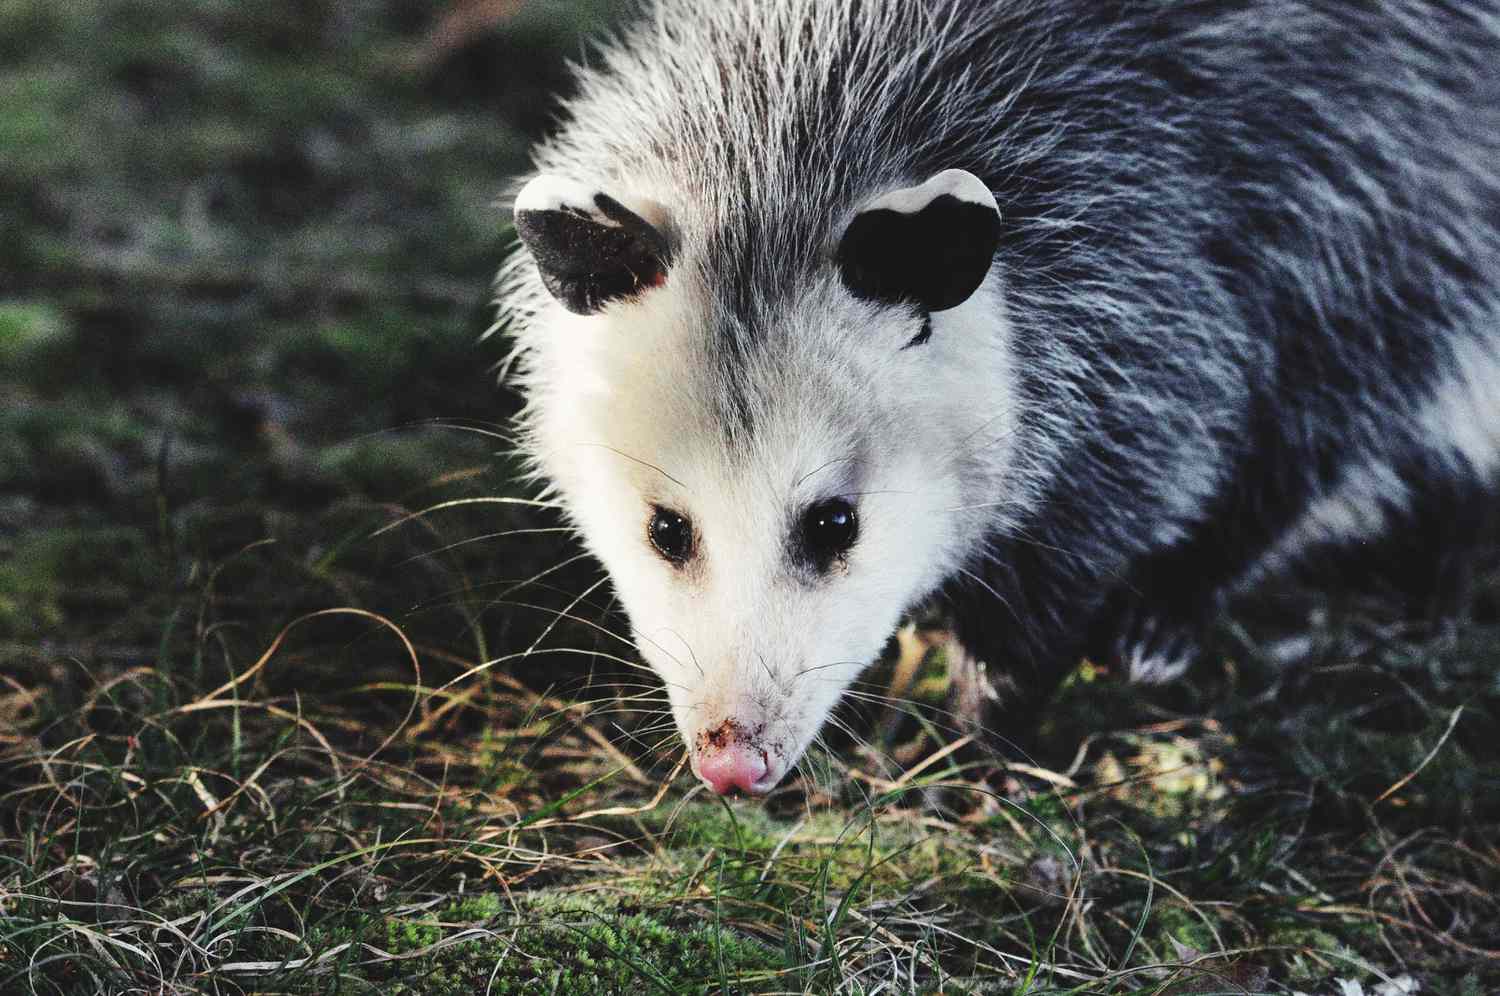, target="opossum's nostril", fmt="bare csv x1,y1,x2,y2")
695,741,770,796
